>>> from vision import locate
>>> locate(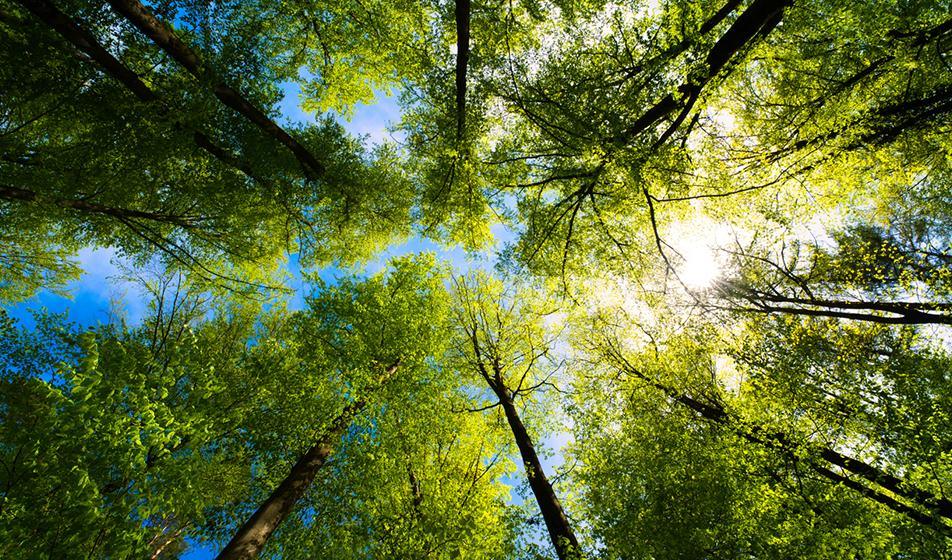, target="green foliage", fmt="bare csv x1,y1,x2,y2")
0,303,258,558
4,0,952,558
0,0,417,300
570,330,951,558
